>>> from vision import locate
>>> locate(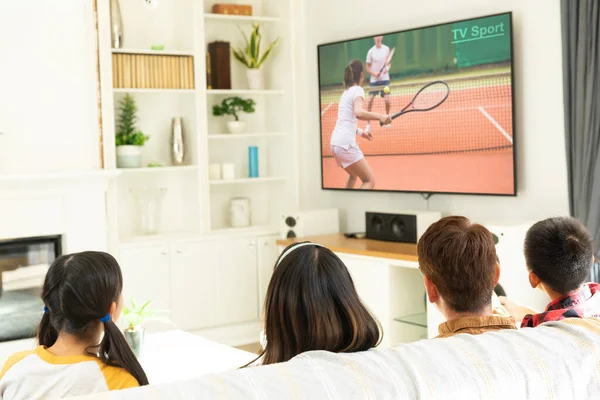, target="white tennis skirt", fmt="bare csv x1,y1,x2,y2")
330,144,364,169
